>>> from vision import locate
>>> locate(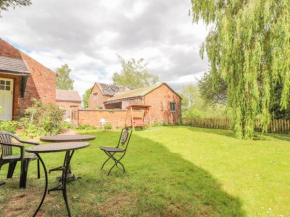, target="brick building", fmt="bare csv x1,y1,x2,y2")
86,83,181,125
104,83,181,124
88,83,130,109
0,38,56,120
56,90,81,120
